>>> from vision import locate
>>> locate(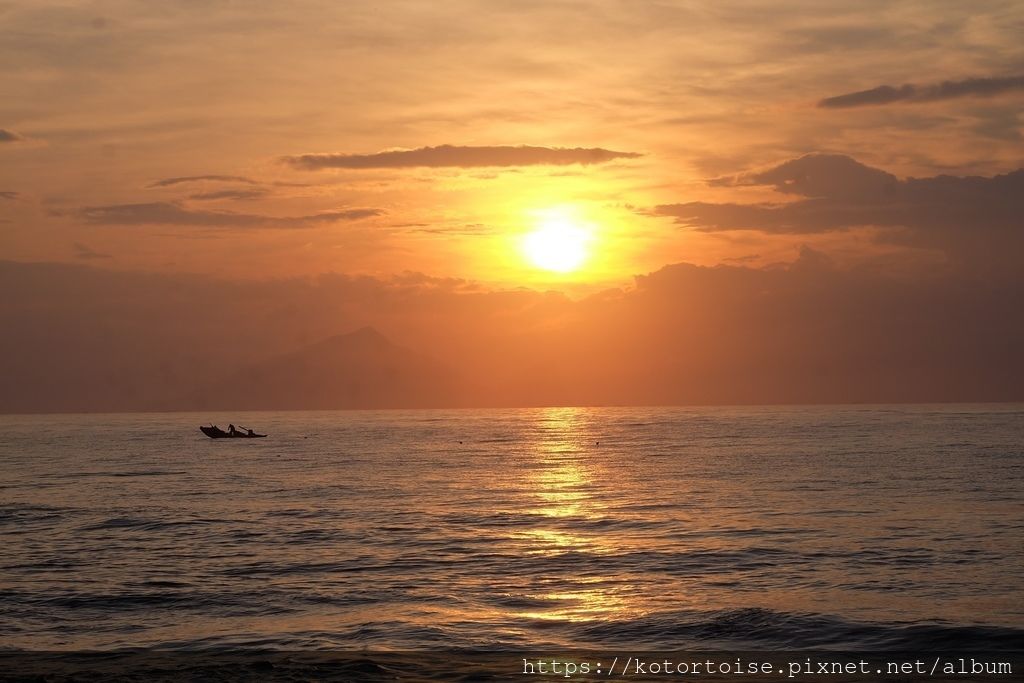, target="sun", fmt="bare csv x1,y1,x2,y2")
522,208,593,273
